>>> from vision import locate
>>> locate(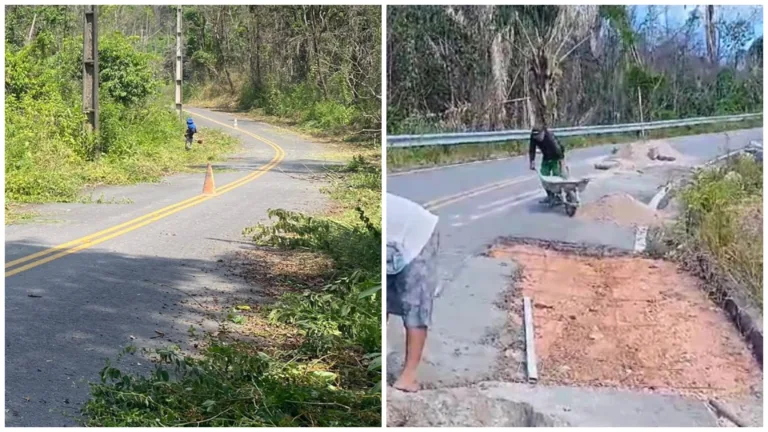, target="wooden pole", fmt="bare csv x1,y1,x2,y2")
83,6,99,138
175,6,183,120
